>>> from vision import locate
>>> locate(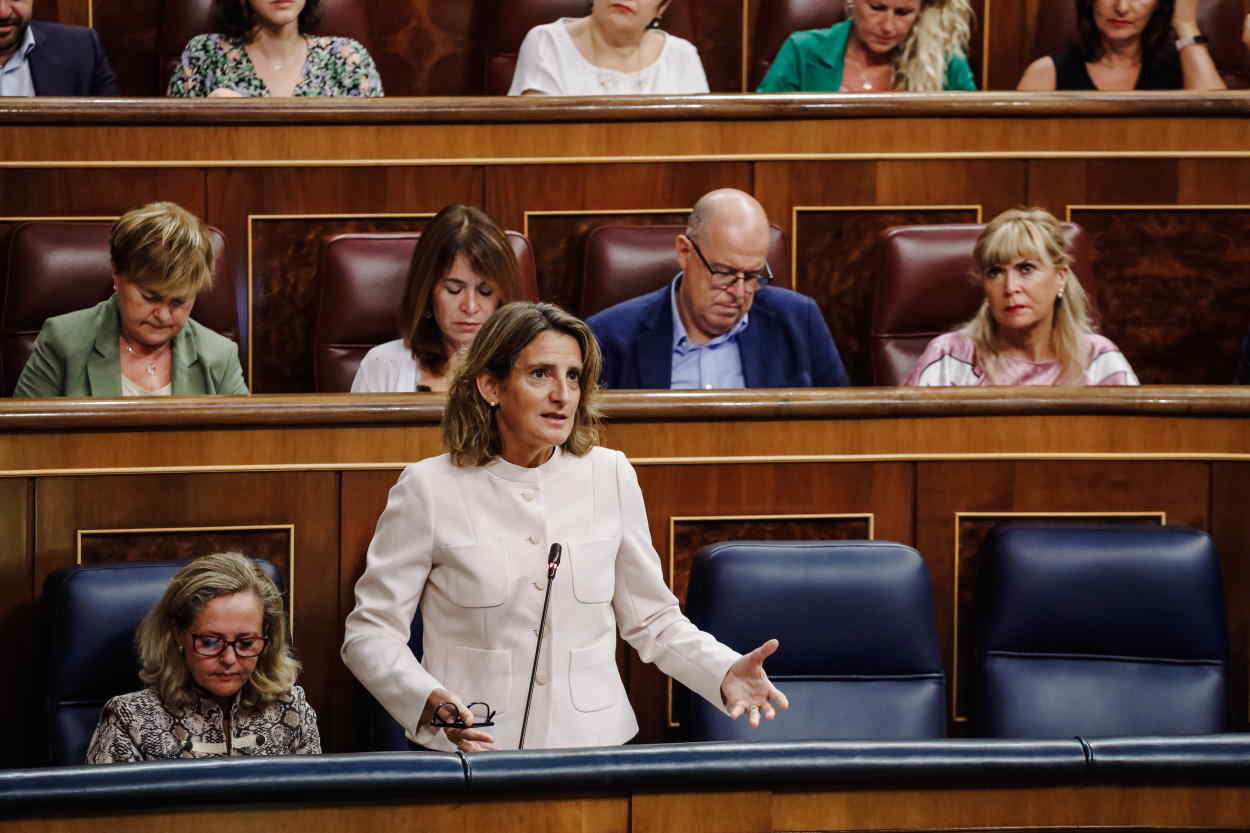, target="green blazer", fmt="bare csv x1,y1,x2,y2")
757,20,976,92
13,296,249,398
